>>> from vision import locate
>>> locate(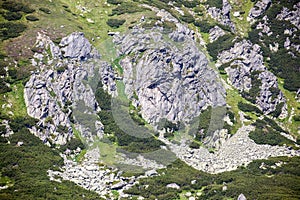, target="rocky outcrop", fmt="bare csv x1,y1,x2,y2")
114,27,226,125
218,40,286,115
209,26,226,42
207,0,235,32
25,32,116,145
238,193,247,200
59,32,99,60
248,0,271,22
276,2,300,29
